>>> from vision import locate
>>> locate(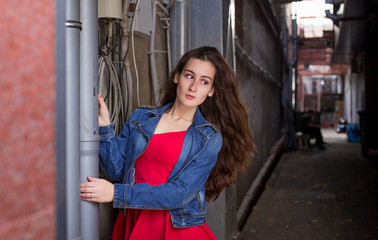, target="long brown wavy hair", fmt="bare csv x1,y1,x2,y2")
160,46,255,201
